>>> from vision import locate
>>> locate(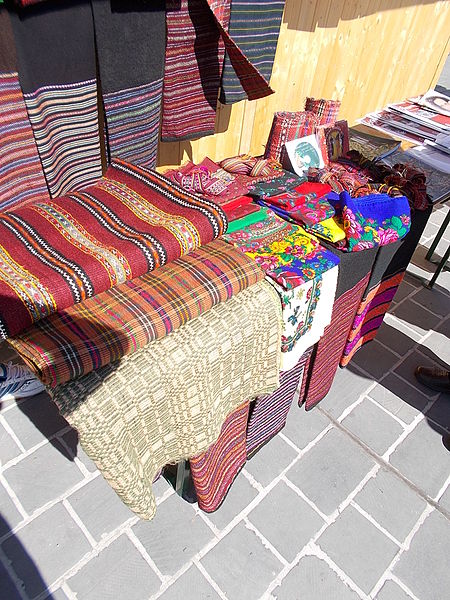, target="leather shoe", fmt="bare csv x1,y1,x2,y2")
414,366,450,393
